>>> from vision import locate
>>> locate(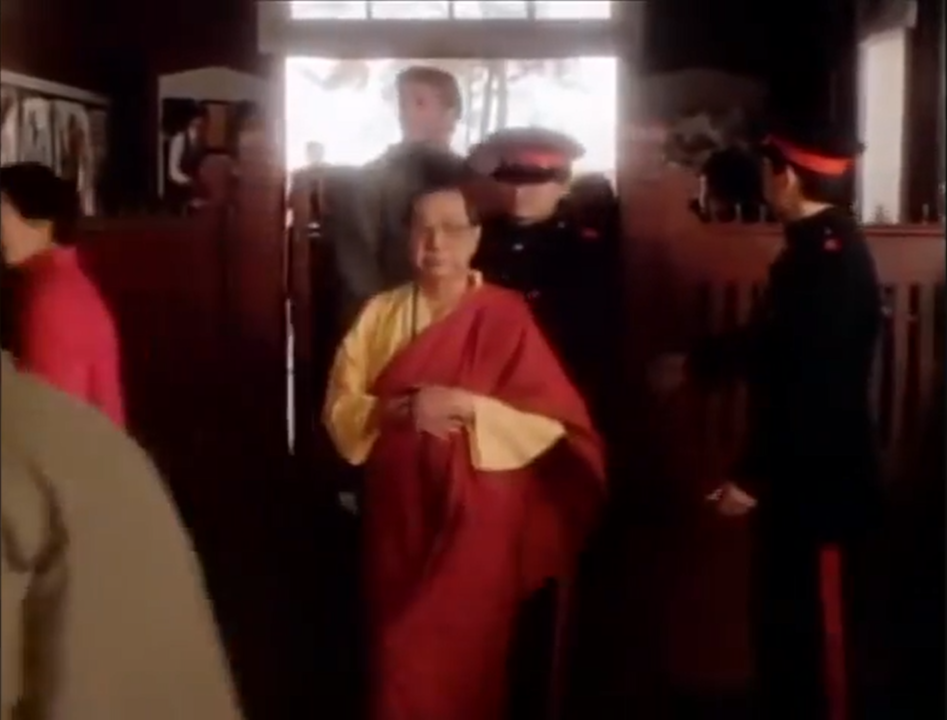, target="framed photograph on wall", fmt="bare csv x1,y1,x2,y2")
0,73,110,215
52,100,97,216
16,93,56,167
88,107,109,169
0,84,20,165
